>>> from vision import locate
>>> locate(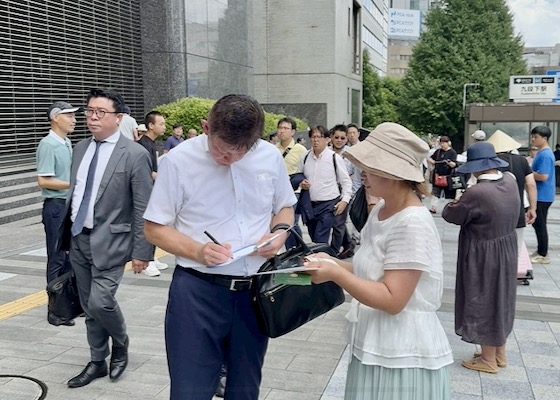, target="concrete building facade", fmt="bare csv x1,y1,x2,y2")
253,0,388,128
